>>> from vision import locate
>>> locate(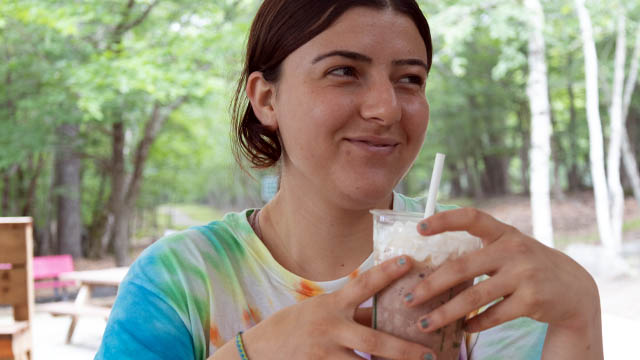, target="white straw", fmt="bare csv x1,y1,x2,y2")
424,153,446,218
